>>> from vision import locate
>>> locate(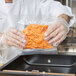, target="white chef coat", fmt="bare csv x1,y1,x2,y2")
0,0,75,63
